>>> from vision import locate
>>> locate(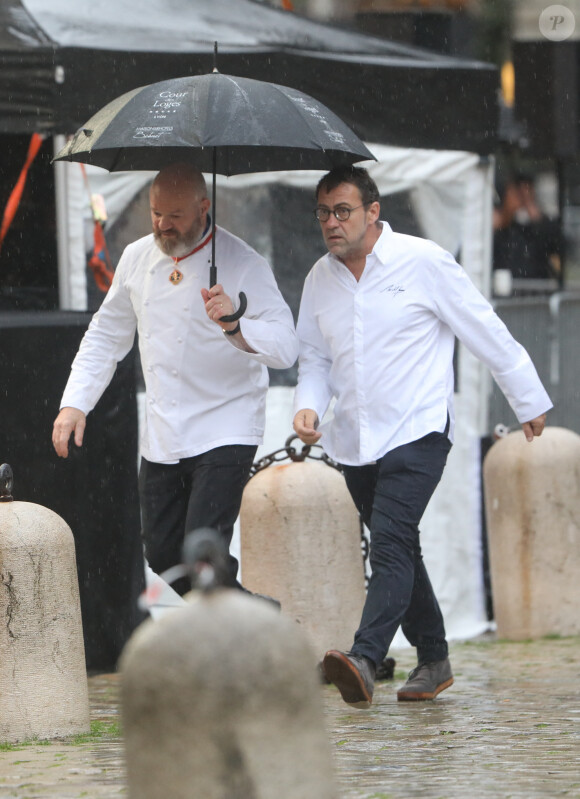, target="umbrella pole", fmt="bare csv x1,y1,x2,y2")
210,146,247,322
210,147,217,288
